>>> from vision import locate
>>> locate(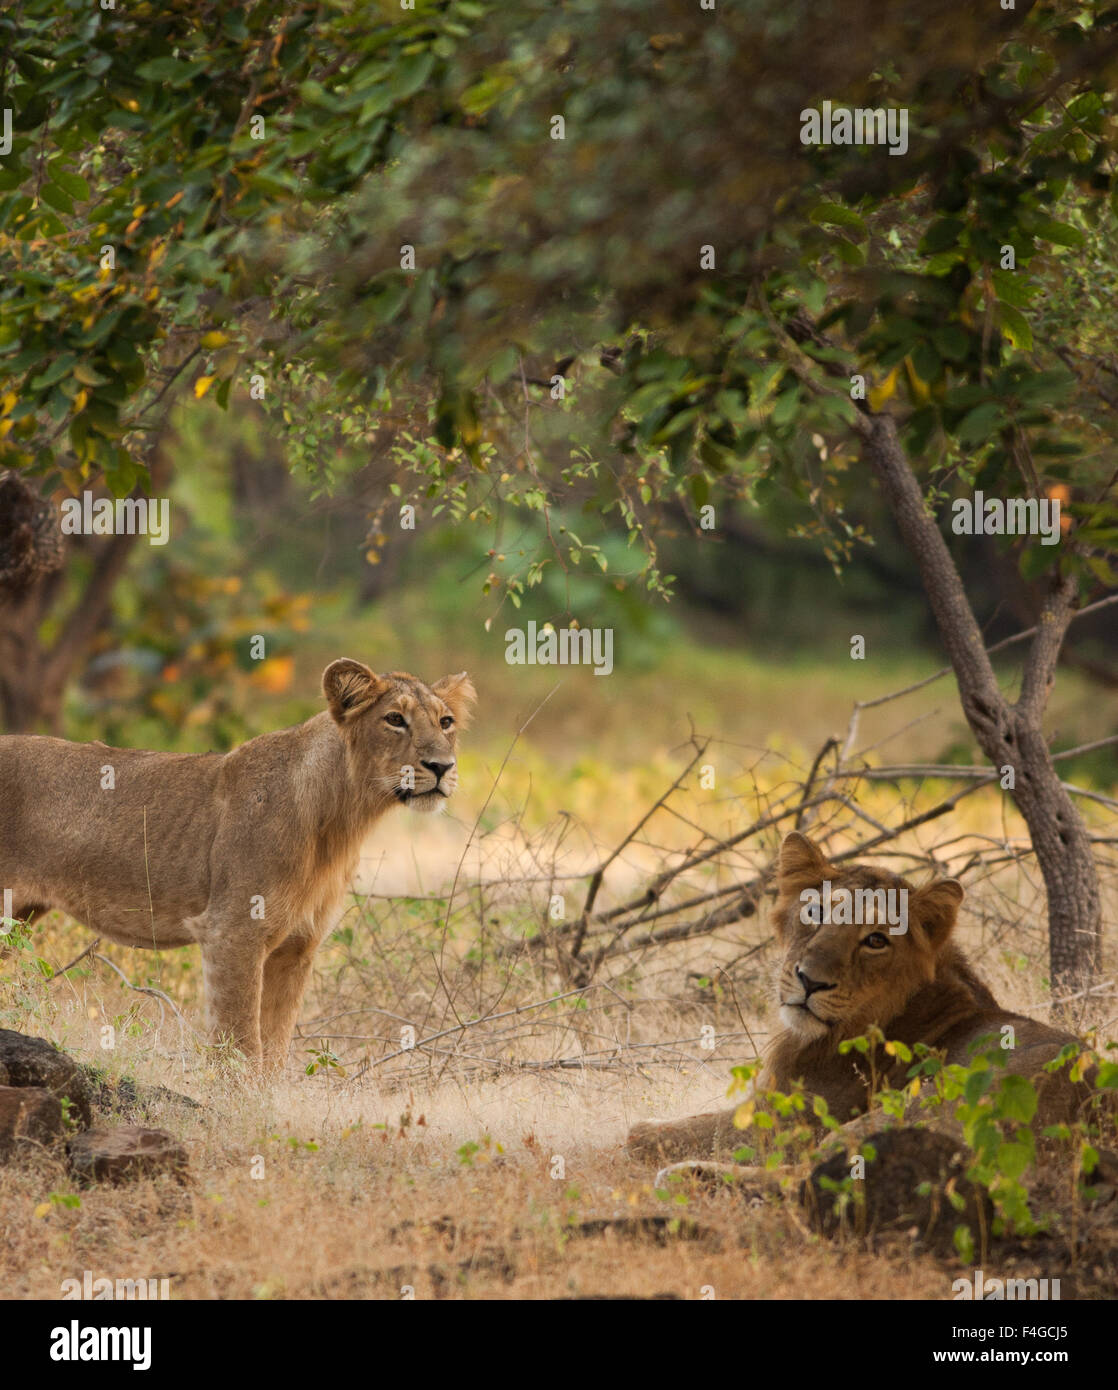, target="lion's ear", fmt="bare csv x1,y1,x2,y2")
322,659,388,723
913,878,964,951
431,671,476,728
779,831,829,883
